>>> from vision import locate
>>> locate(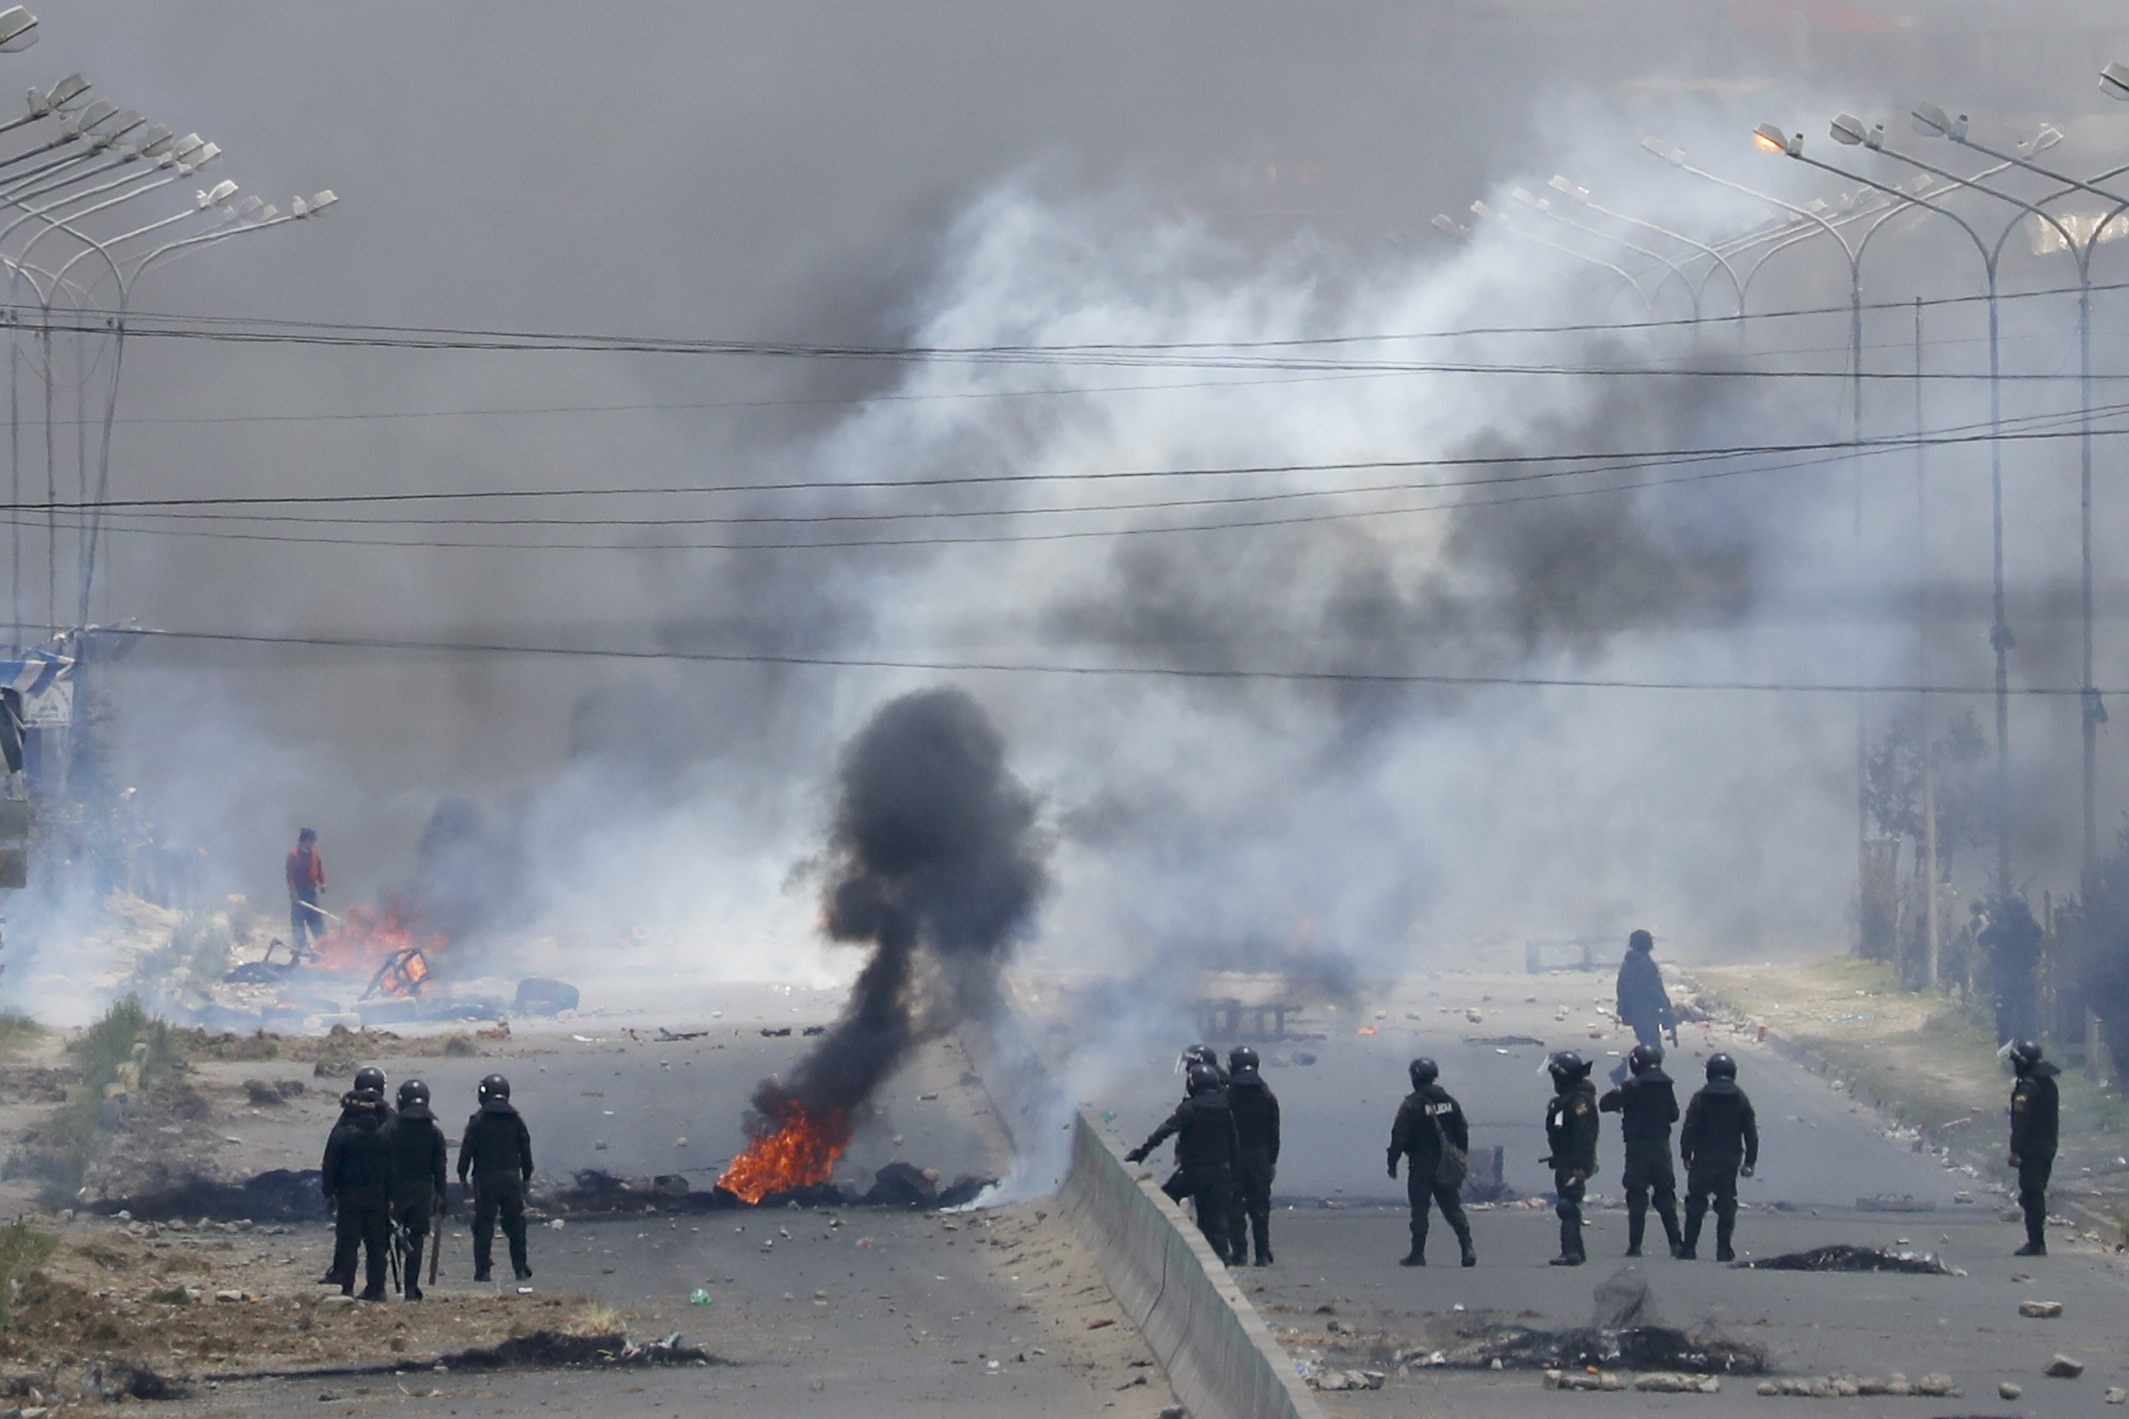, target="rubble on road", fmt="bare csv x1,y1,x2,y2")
1635,1372,1722,1393
2044,1354,2085,1379
1752,1372,1956,1398
2017,1299,2064,1318
1307,1367,1385,1391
